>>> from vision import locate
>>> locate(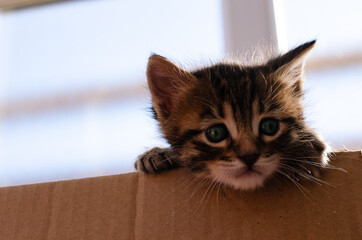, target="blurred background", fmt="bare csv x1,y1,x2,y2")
0,0,361,187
